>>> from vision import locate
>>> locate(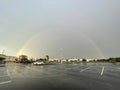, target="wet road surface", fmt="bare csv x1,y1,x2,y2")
0,63,120,90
